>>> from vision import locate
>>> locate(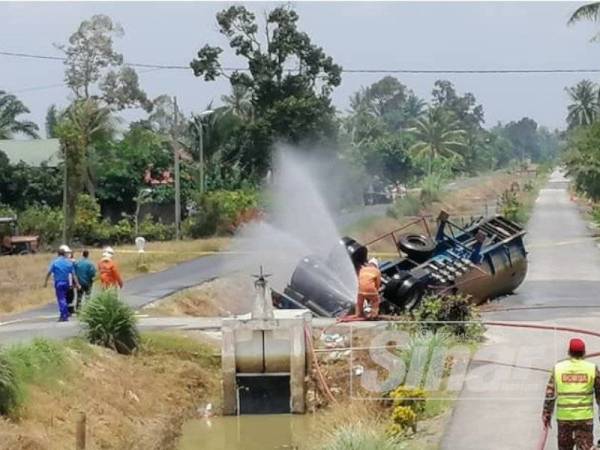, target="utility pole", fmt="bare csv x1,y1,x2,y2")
62,146,68,244
173,96,181,240
199,122,204,194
